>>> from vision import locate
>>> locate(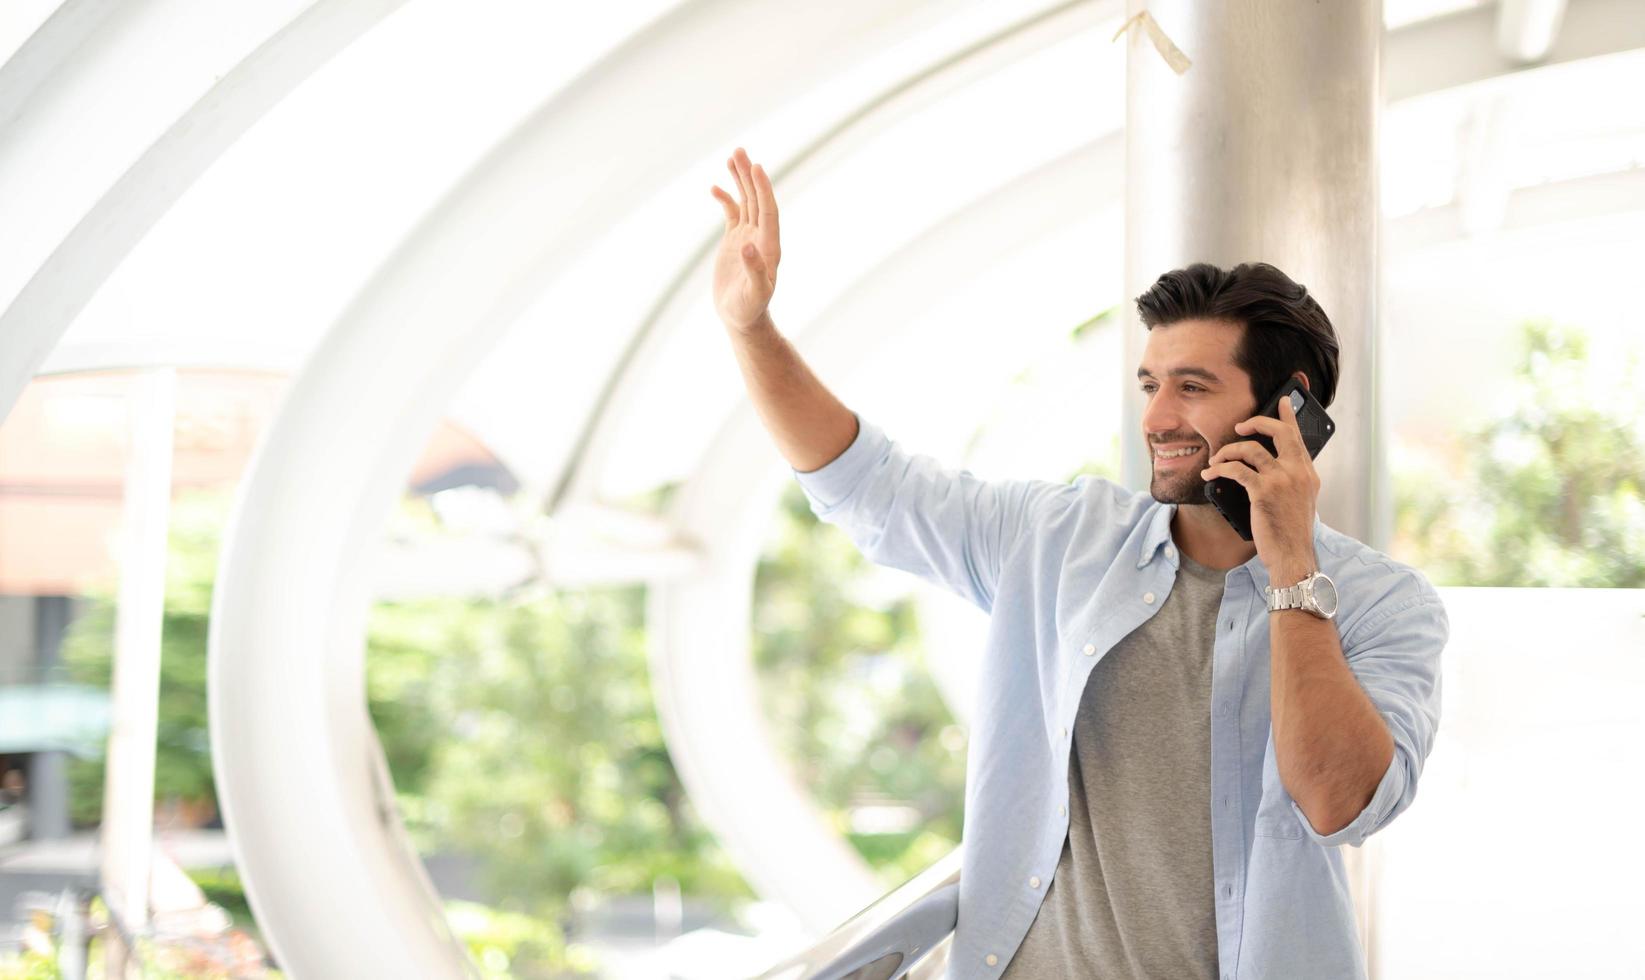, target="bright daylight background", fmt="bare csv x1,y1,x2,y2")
1,0,1641,977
